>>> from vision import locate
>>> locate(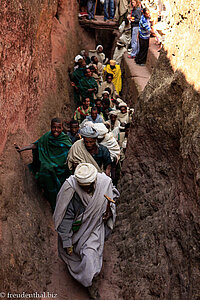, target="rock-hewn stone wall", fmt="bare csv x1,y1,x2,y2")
0,0,93,154
116,1,200,297
0,0,95,293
